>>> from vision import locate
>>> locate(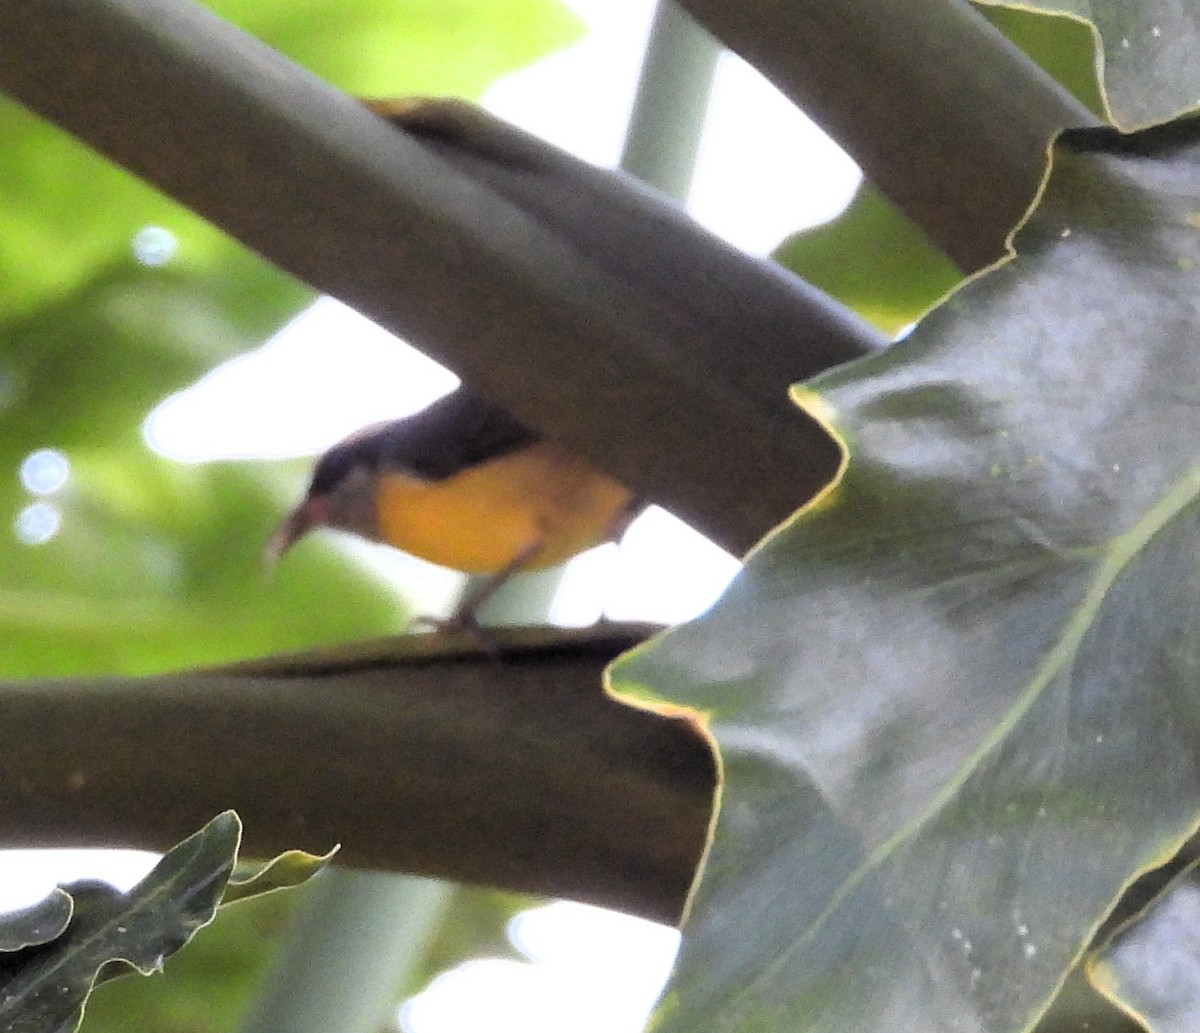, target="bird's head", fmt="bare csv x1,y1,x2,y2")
267,428,387,563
